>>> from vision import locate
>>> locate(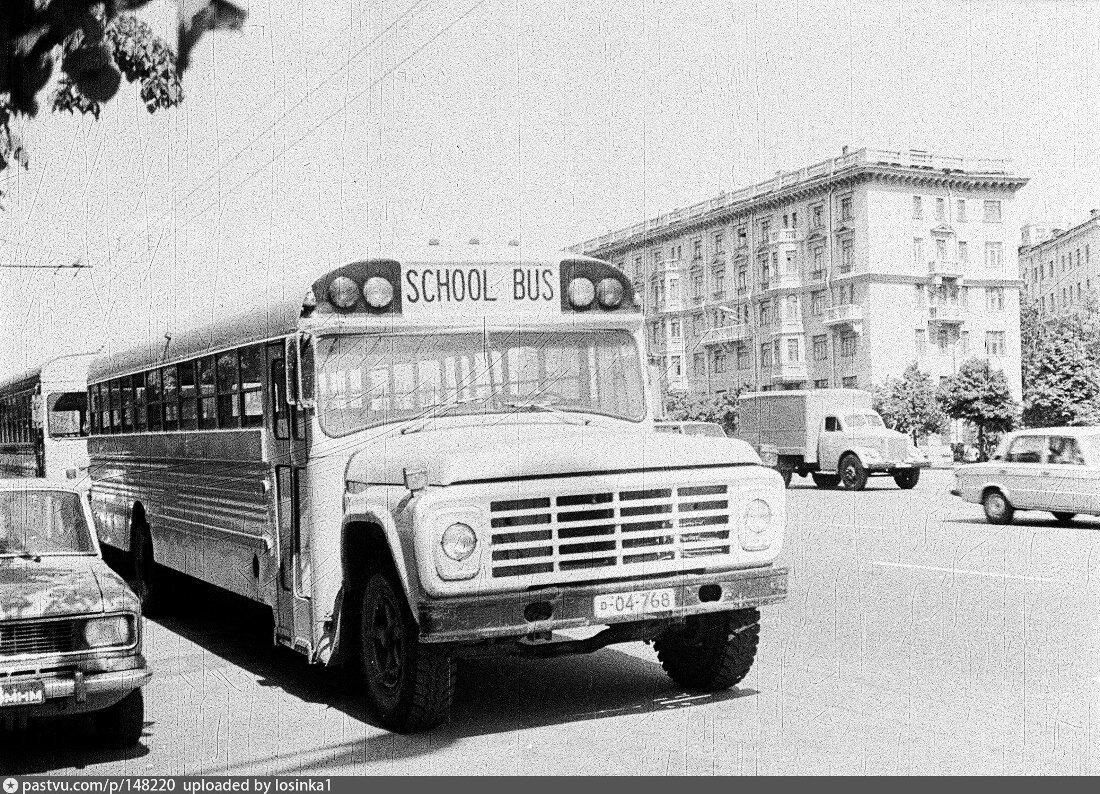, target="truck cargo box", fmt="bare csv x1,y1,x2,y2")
737,389,873,464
